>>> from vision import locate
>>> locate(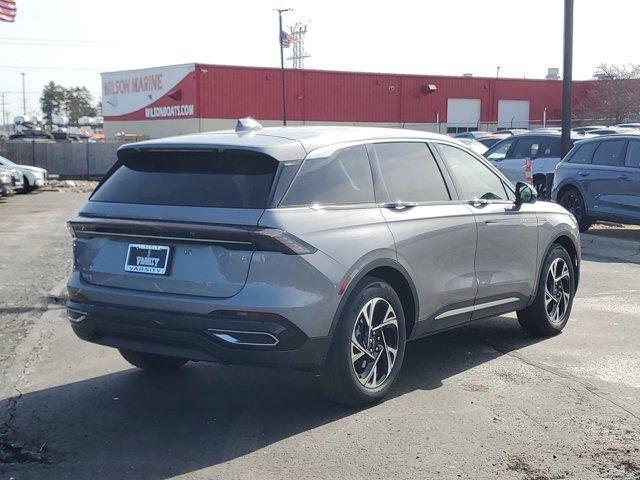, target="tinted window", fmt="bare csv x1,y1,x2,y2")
92,149,277,208
373,142,449,203
568,142,597,164
439,144,512,201
538,137,562,158
485,138,515,160
512,137,542,159
282,145,373,206
592,140,626,166
625,141,640,168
